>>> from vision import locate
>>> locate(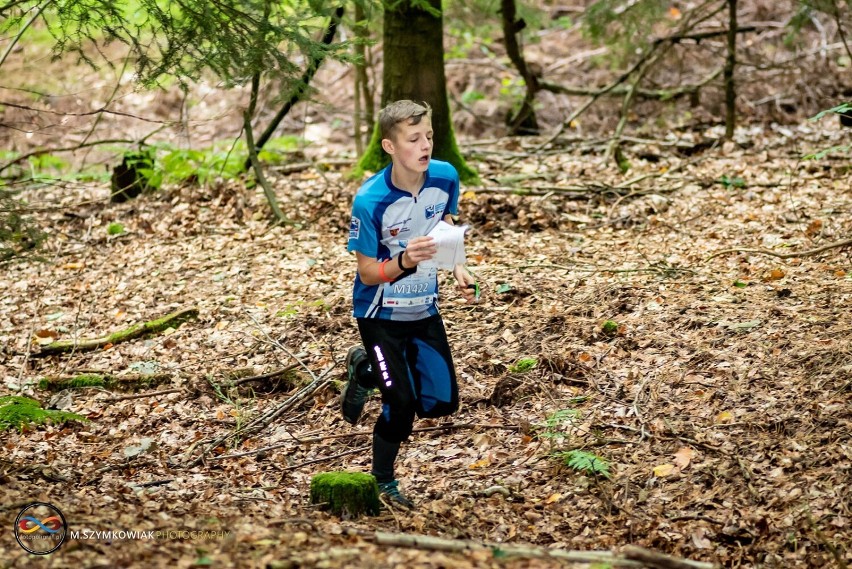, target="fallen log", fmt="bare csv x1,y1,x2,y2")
372,531,719,568
33,307,198,357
